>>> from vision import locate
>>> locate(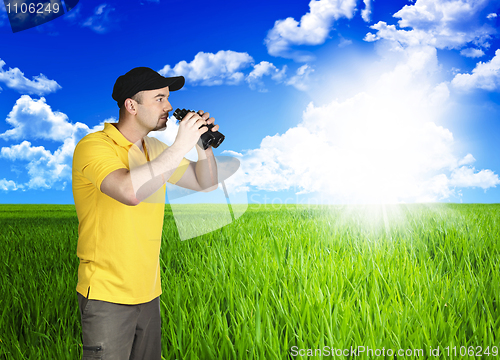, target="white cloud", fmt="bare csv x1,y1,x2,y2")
82,4,116,33
0,179,20,191
460,48,485,58
458,153,476,166
428,82,450,106
159,51,311,92
363,32,378,42
338,35,353,47
159,50,254,86
0,95,88,141
265,0,358,61
231,46,499,203
1,140,52,161
286,64,314,91
64,3,82,21
365,0,496,52
246,61,287,91
1,138,76,190
0,2,7,27
0,59,61,96
221,150,243,157
361,0,372,23
487,13,498,19
95,4,107,15
88,120,108,133
450,166,500,189
452,49,500,91
0,96,102,191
